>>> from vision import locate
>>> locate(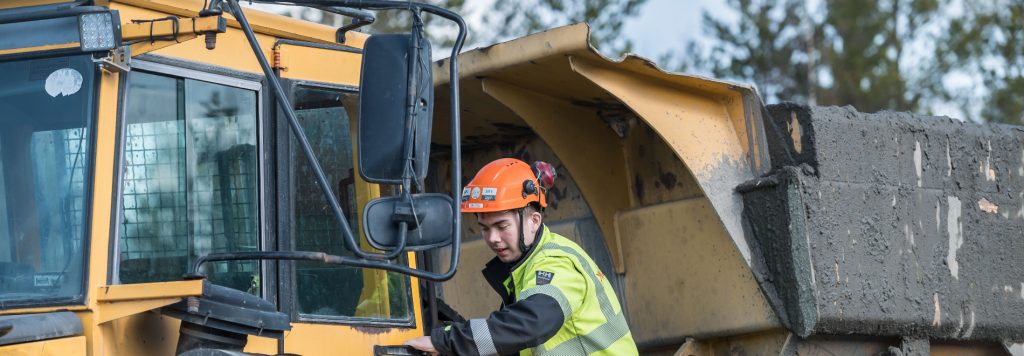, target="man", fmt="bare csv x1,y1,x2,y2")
406,158,638,355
